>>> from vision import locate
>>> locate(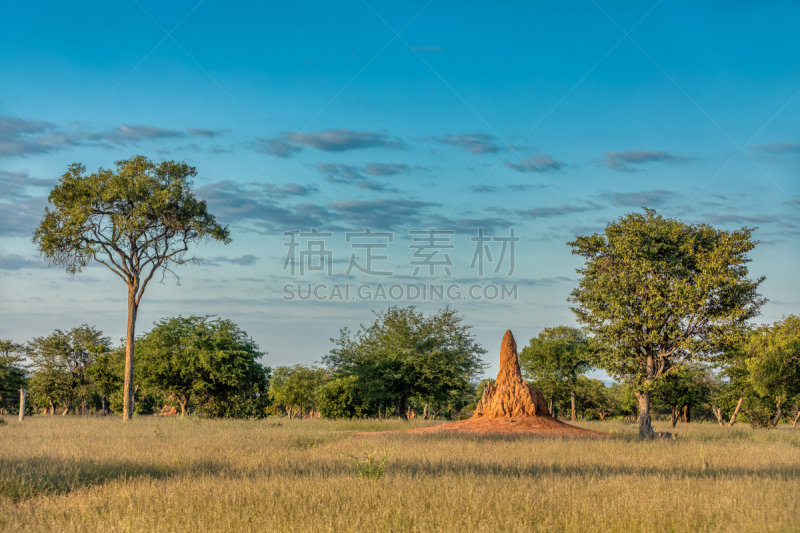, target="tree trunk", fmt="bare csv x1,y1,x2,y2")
772,396,783,427
712,406,724,426
571,390,577,422
101,396,106,416
792,410,800,428
19,389,26,422
49,400,54,415
62,400,71,416
636,391,655,439
636,354,656,439
123,284,139,422
179,398,187,417
671,406,679,428
423,402,429,420
728,397,743,427
396,397,408,421
683,404,691,424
